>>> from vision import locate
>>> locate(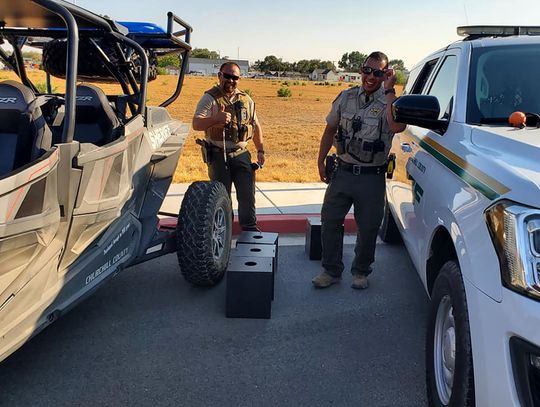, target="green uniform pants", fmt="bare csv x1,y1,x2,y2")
208,149,257,230
321,167,385,277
